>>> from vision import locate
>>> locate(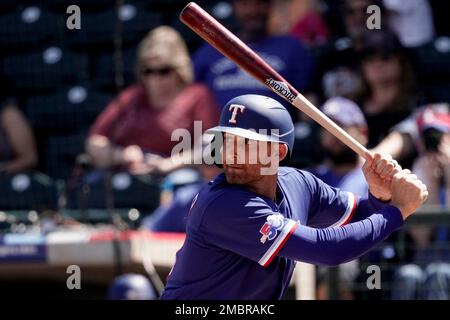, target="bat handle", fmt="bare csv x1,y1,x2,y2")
293,94,371,160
